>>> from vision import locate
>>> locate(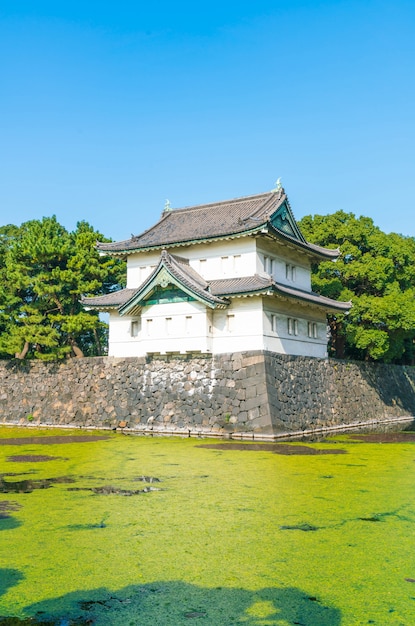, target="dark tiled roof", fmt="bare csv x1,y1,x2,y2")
271,282,351,312
210,275,351,312
81,288,138,309
97,189,340,260
97,191,286,253
209,275,273,295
